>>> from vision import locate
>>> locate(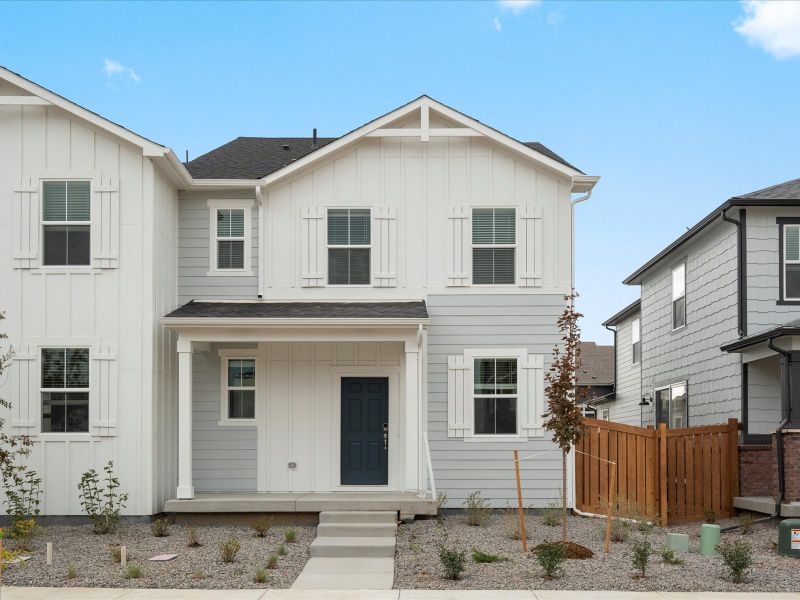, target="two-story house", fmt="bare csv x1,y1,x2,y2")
602,178,800,516
0,66,599,516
